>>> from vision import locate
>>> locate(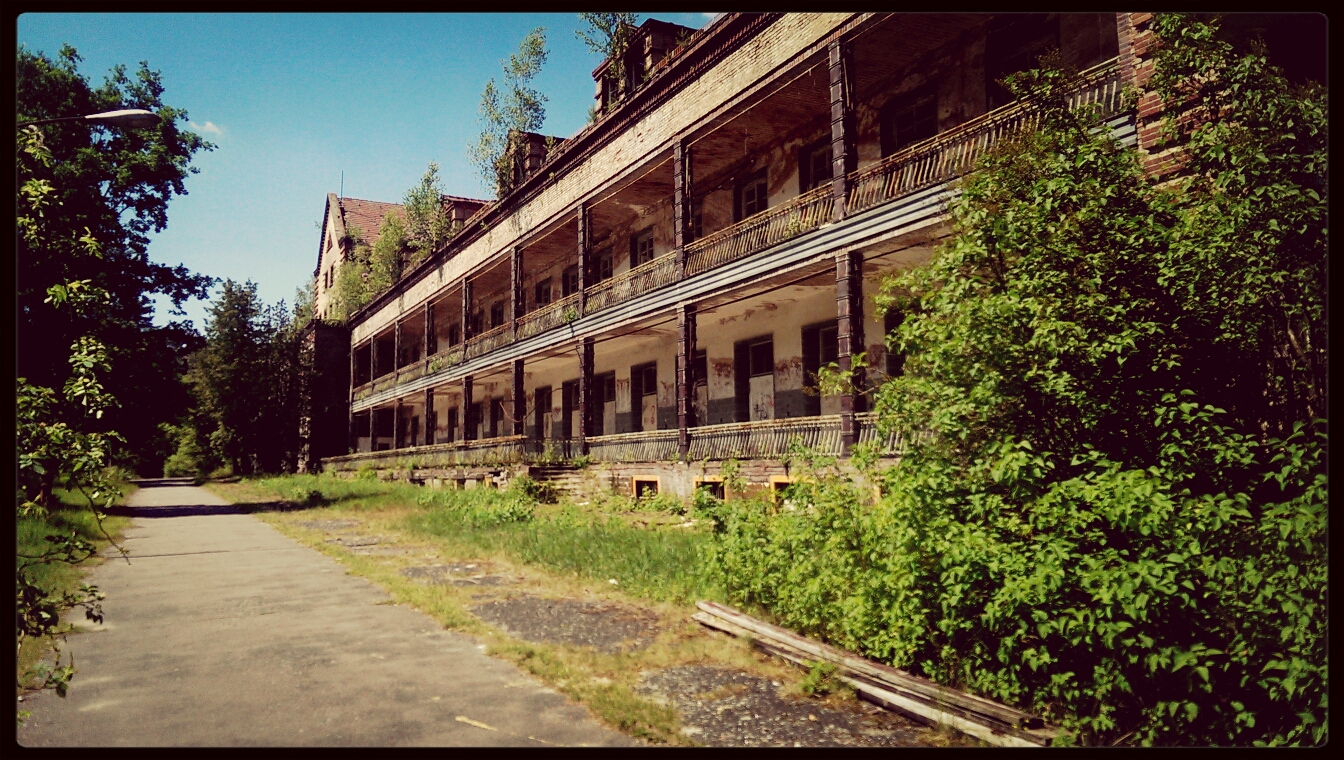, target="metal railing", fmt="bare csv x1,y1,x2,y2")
464,323,515,360
426,344,464,374
324,435,527,471
685,183,835,276
846,60,1123,215
586,429,681,462
688,415,845,460
584,252,679,314
516,292,582,340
